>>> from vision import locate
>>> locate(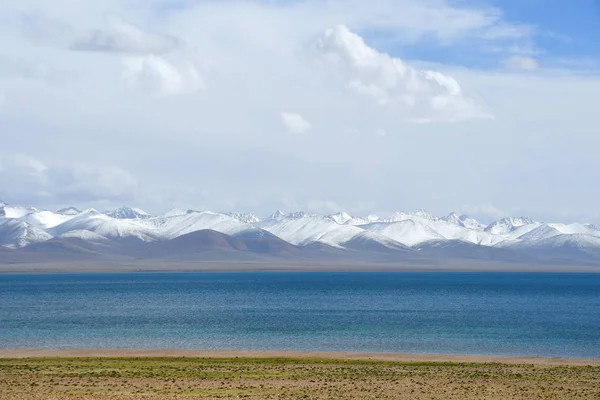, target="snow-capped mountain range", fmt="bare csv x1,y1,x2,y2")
1,201,600,266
